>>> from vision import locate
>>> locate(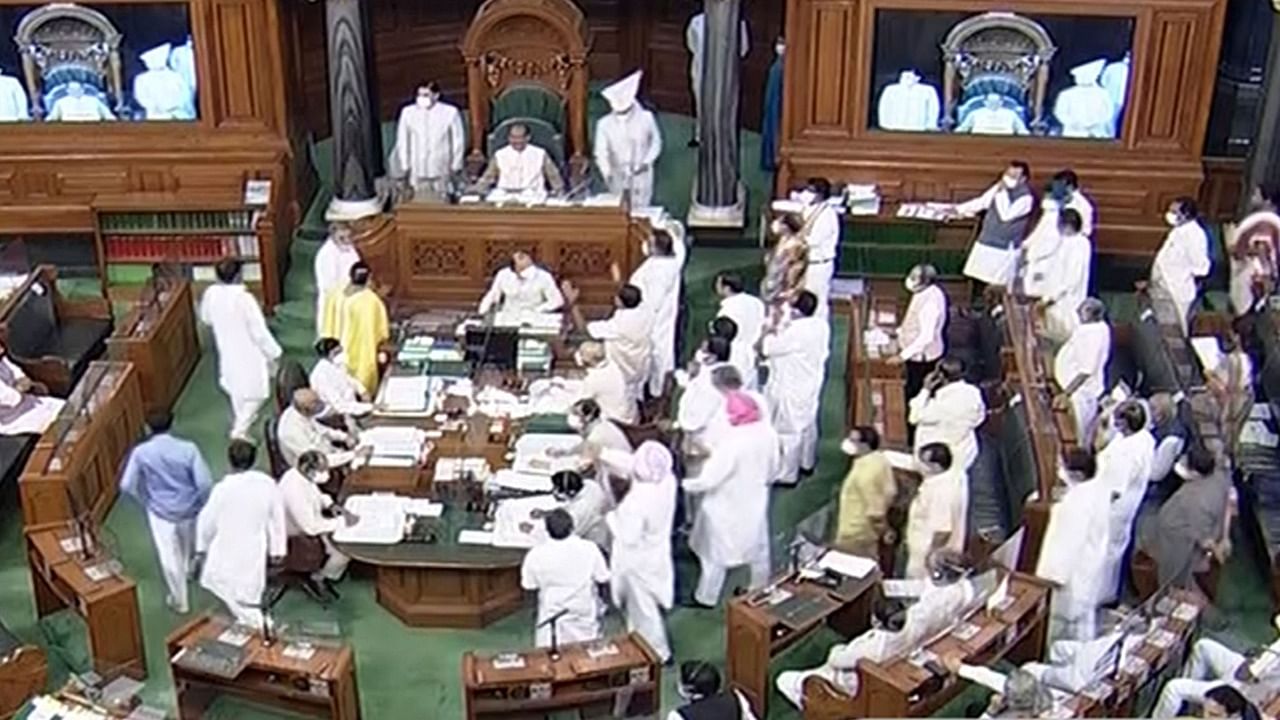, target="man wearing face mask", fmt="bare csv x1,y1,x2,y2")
543,470,610,550
313,219,361,336
388,82,465,202
309,338,372,424
627,227,685,397
714,272,765,389
574,341,638,425
475,123,565,201
893,264,948,429
908,357,985,472
1151,197,1211,334
1052,298,1111,442
1033,209,1093,342
876,69,941,131
565,282,653,407
595,70,663,207
478,250,564,316
833,426,896,559
763,213,809,324
904,443,968,579
795,178,840,317
1035,449,1111,641
1095,400,1154,604
278,451,356,599
761,290,830,484
954,161,1035,288
674,335,733,448
278,389,362,469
